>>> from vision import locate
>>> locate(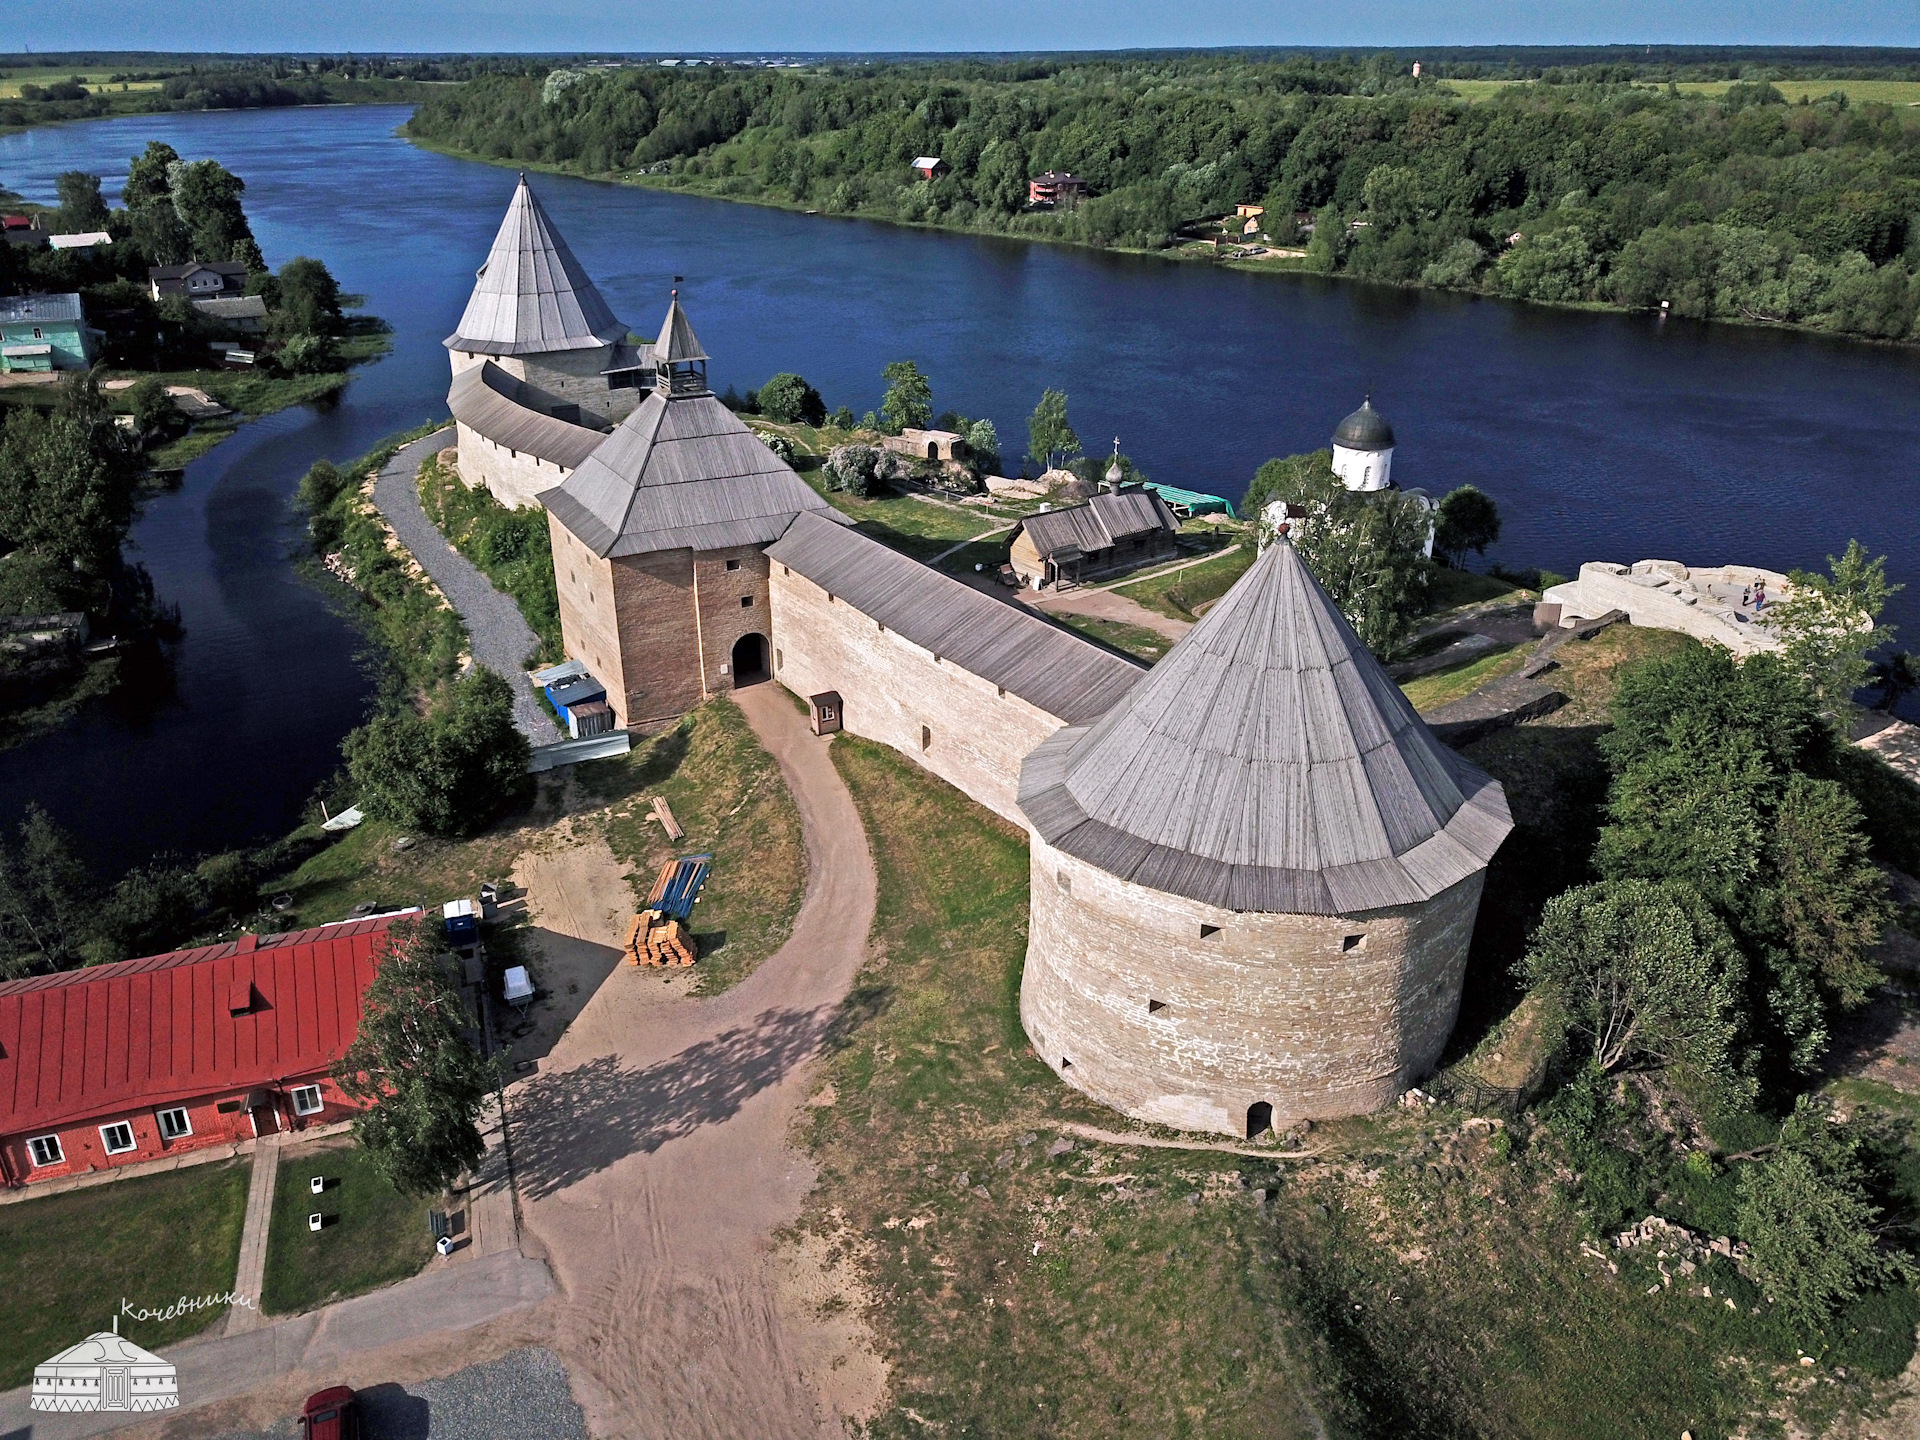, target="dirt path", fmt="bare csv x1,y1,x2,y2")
509,682,884,1438
1026,585,1193,642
